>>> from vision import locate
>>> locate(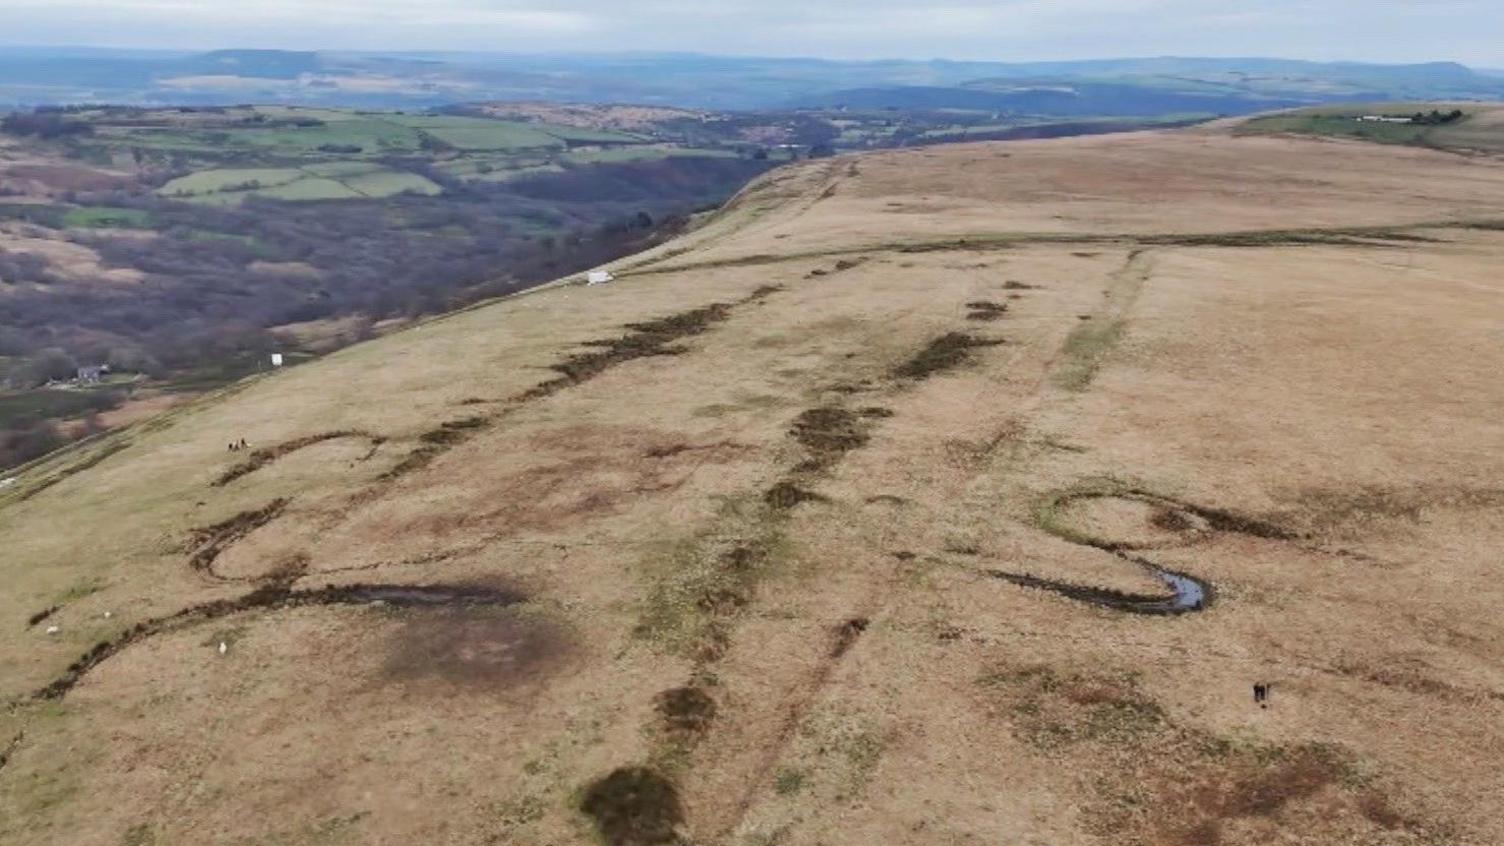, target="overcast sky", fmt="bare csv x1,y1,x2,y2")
1,0,1499,66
